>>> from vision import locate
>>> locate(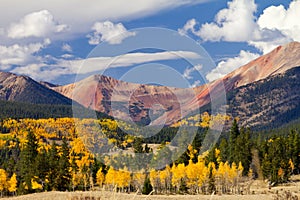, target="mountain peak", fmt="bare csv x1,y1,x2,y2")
0,71,73,105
